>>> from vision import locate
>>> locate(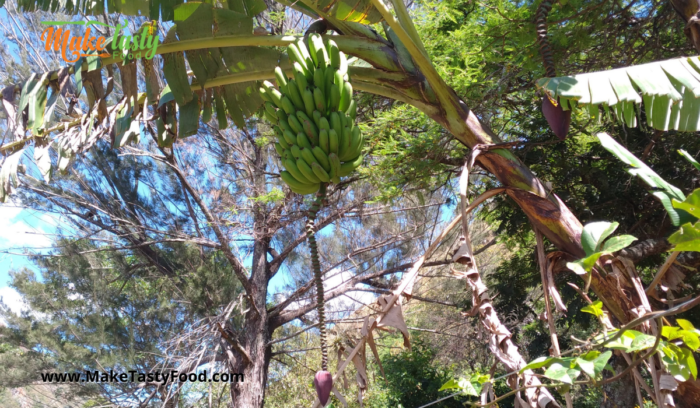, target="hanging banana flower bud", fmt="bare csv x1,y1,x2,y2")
260,33,364,195
542,95,571,141
314,370,333,406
